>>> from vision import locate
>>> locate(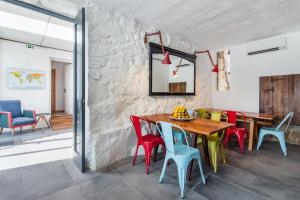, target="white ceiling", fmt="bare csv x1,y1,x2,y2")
0,1,73,51
93,0,300,49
